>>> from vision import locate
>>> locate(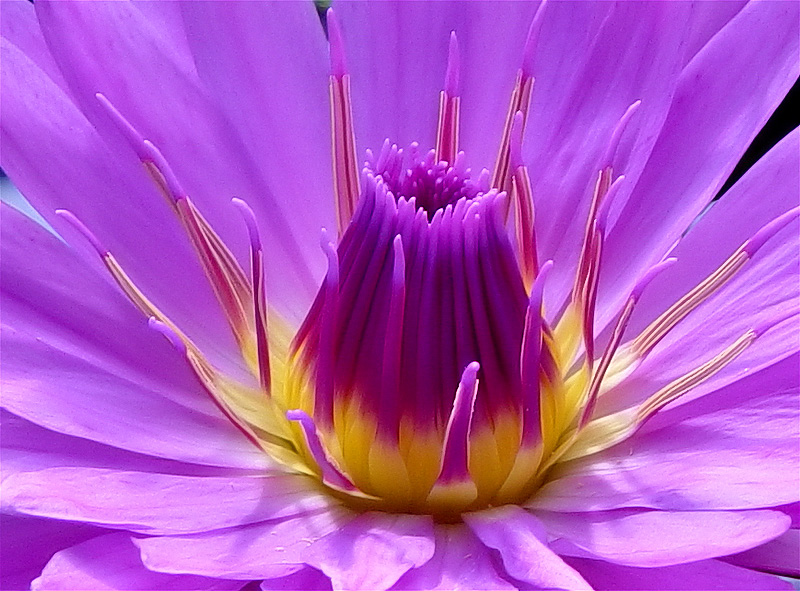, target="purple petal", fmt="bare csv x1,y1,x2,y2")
1,21,242,370
393,525,516,591
304,512,436,591
0,207,267,469
1,409,245,478
34,0,326,322
135,509,353,580
260,567,332,591
538,509,790,567
722,529,800,578
3,468,332,535
683,1,747,63
32,533,242,591
533,355,800,512
595,0,799,330
0,514,103,591
565,556,793,591
464,505,592,590
600,129,799,416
